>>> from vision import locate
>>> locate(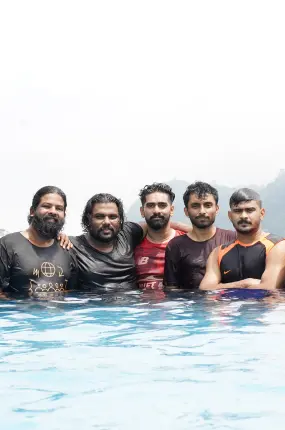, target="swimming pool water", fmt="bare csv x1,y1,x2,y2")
1,293,285,429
